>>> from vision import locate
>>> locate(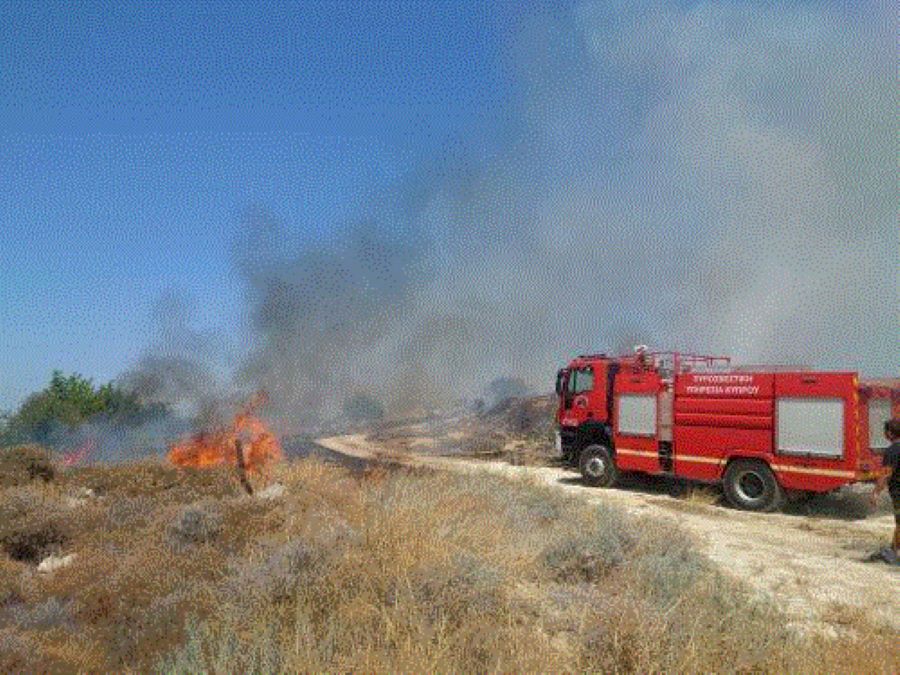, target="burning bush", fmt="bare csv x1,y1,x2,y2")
167,393,282,480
